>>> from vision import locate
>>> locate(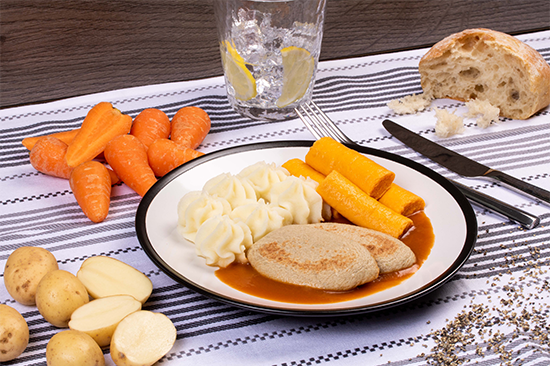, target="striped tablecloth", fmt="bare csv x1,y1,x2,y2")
1,30,549,366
